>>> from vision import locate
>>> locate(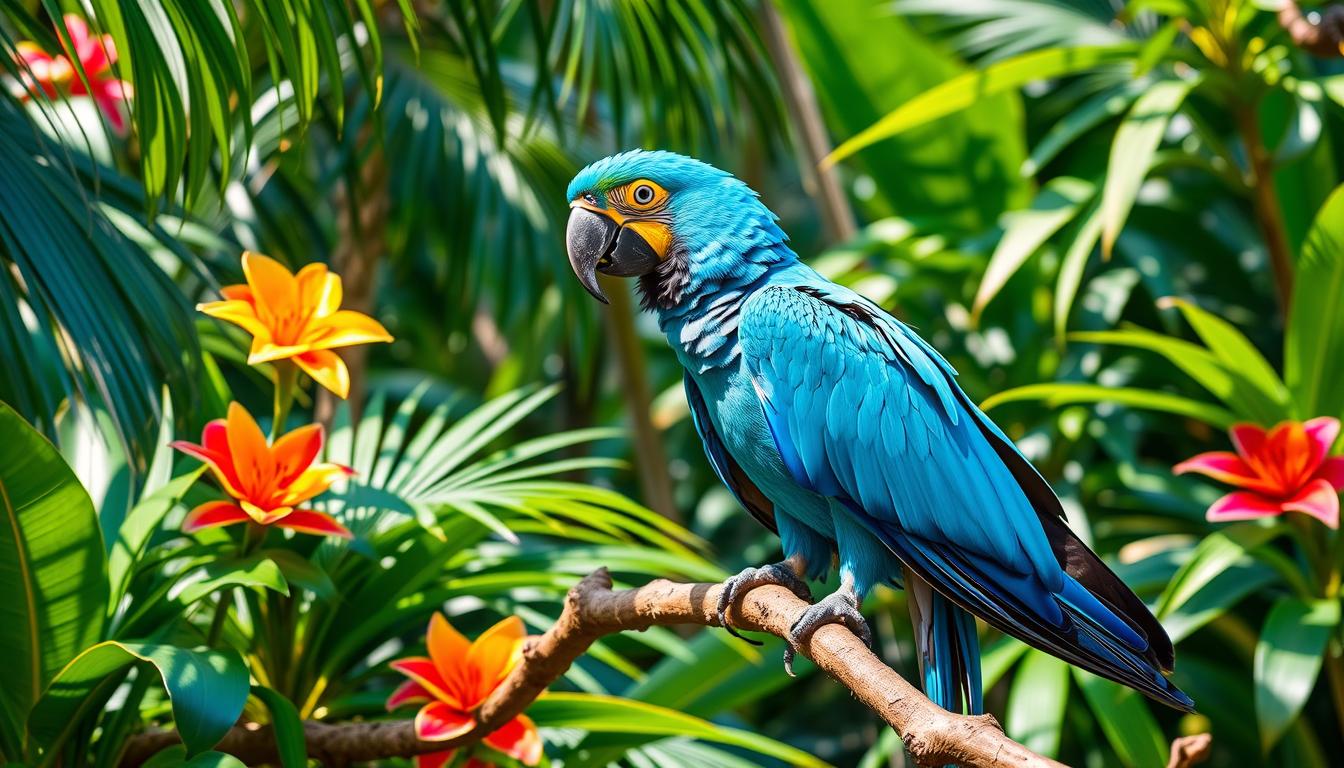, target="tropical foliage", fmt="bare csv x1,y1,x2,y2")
4,0,1344,766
